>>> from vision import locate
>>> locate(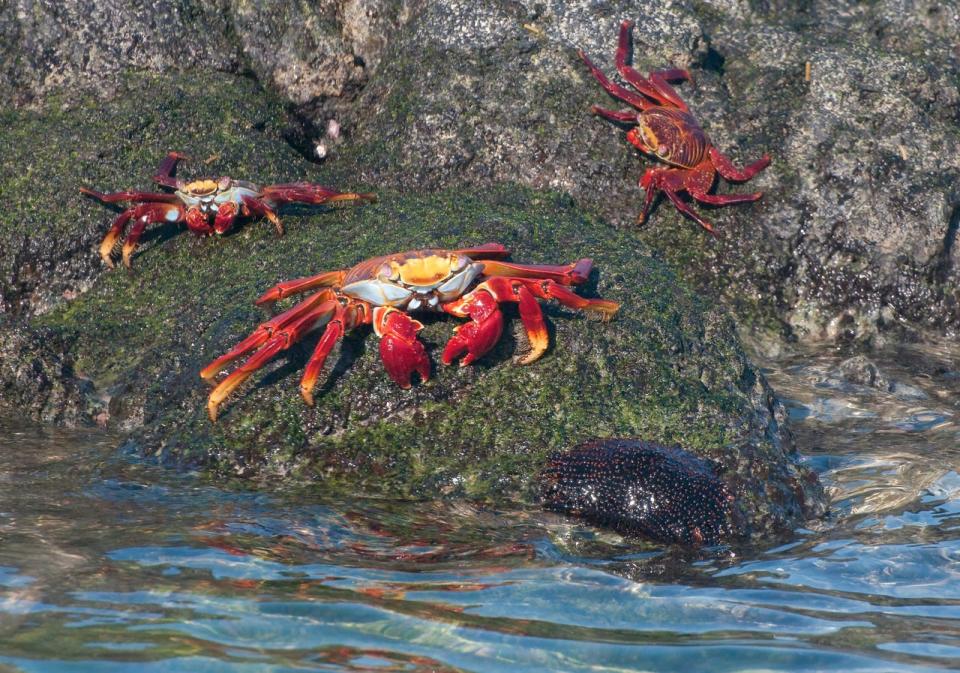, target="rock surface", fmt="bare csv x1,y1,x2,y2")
0,317,101,426
0,3,852,540
0,70,823,539
3,1,957,344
